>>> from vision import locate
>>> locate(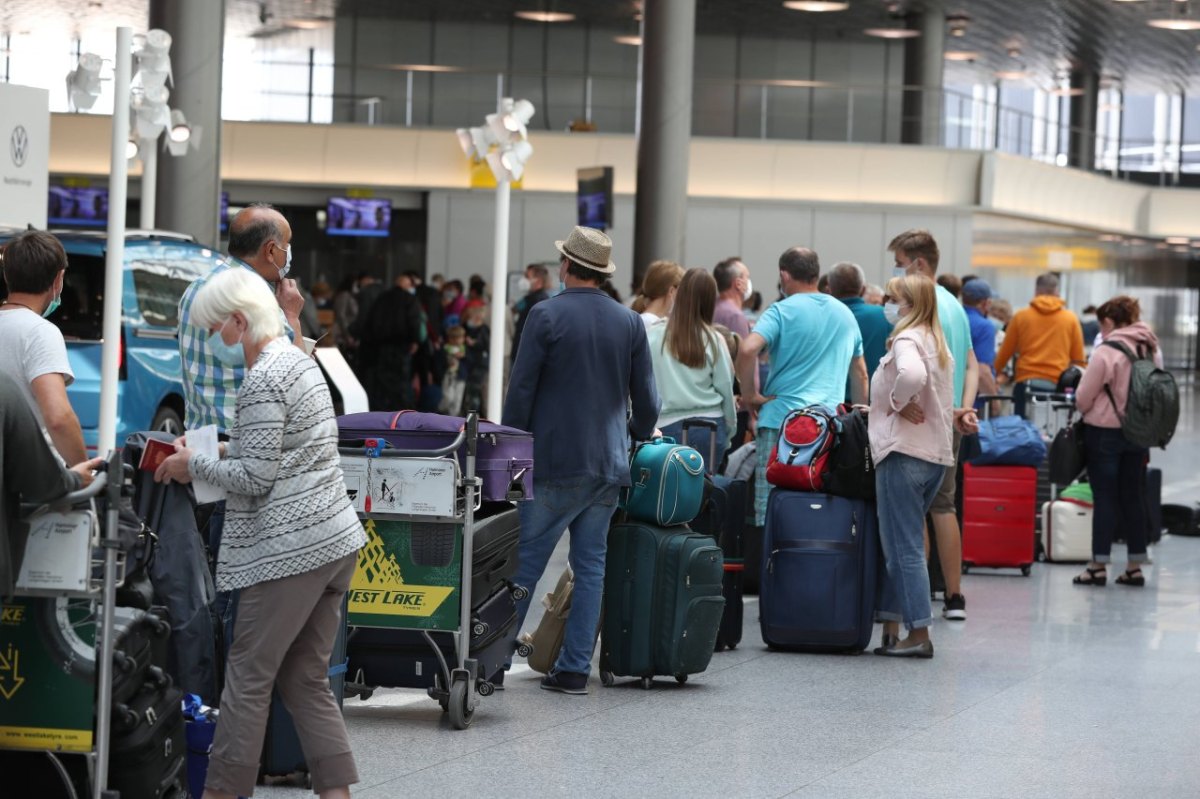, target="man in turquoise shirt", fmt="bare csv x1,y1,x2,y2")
829,261,892,401
737,247,868,526
889,229,979,623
